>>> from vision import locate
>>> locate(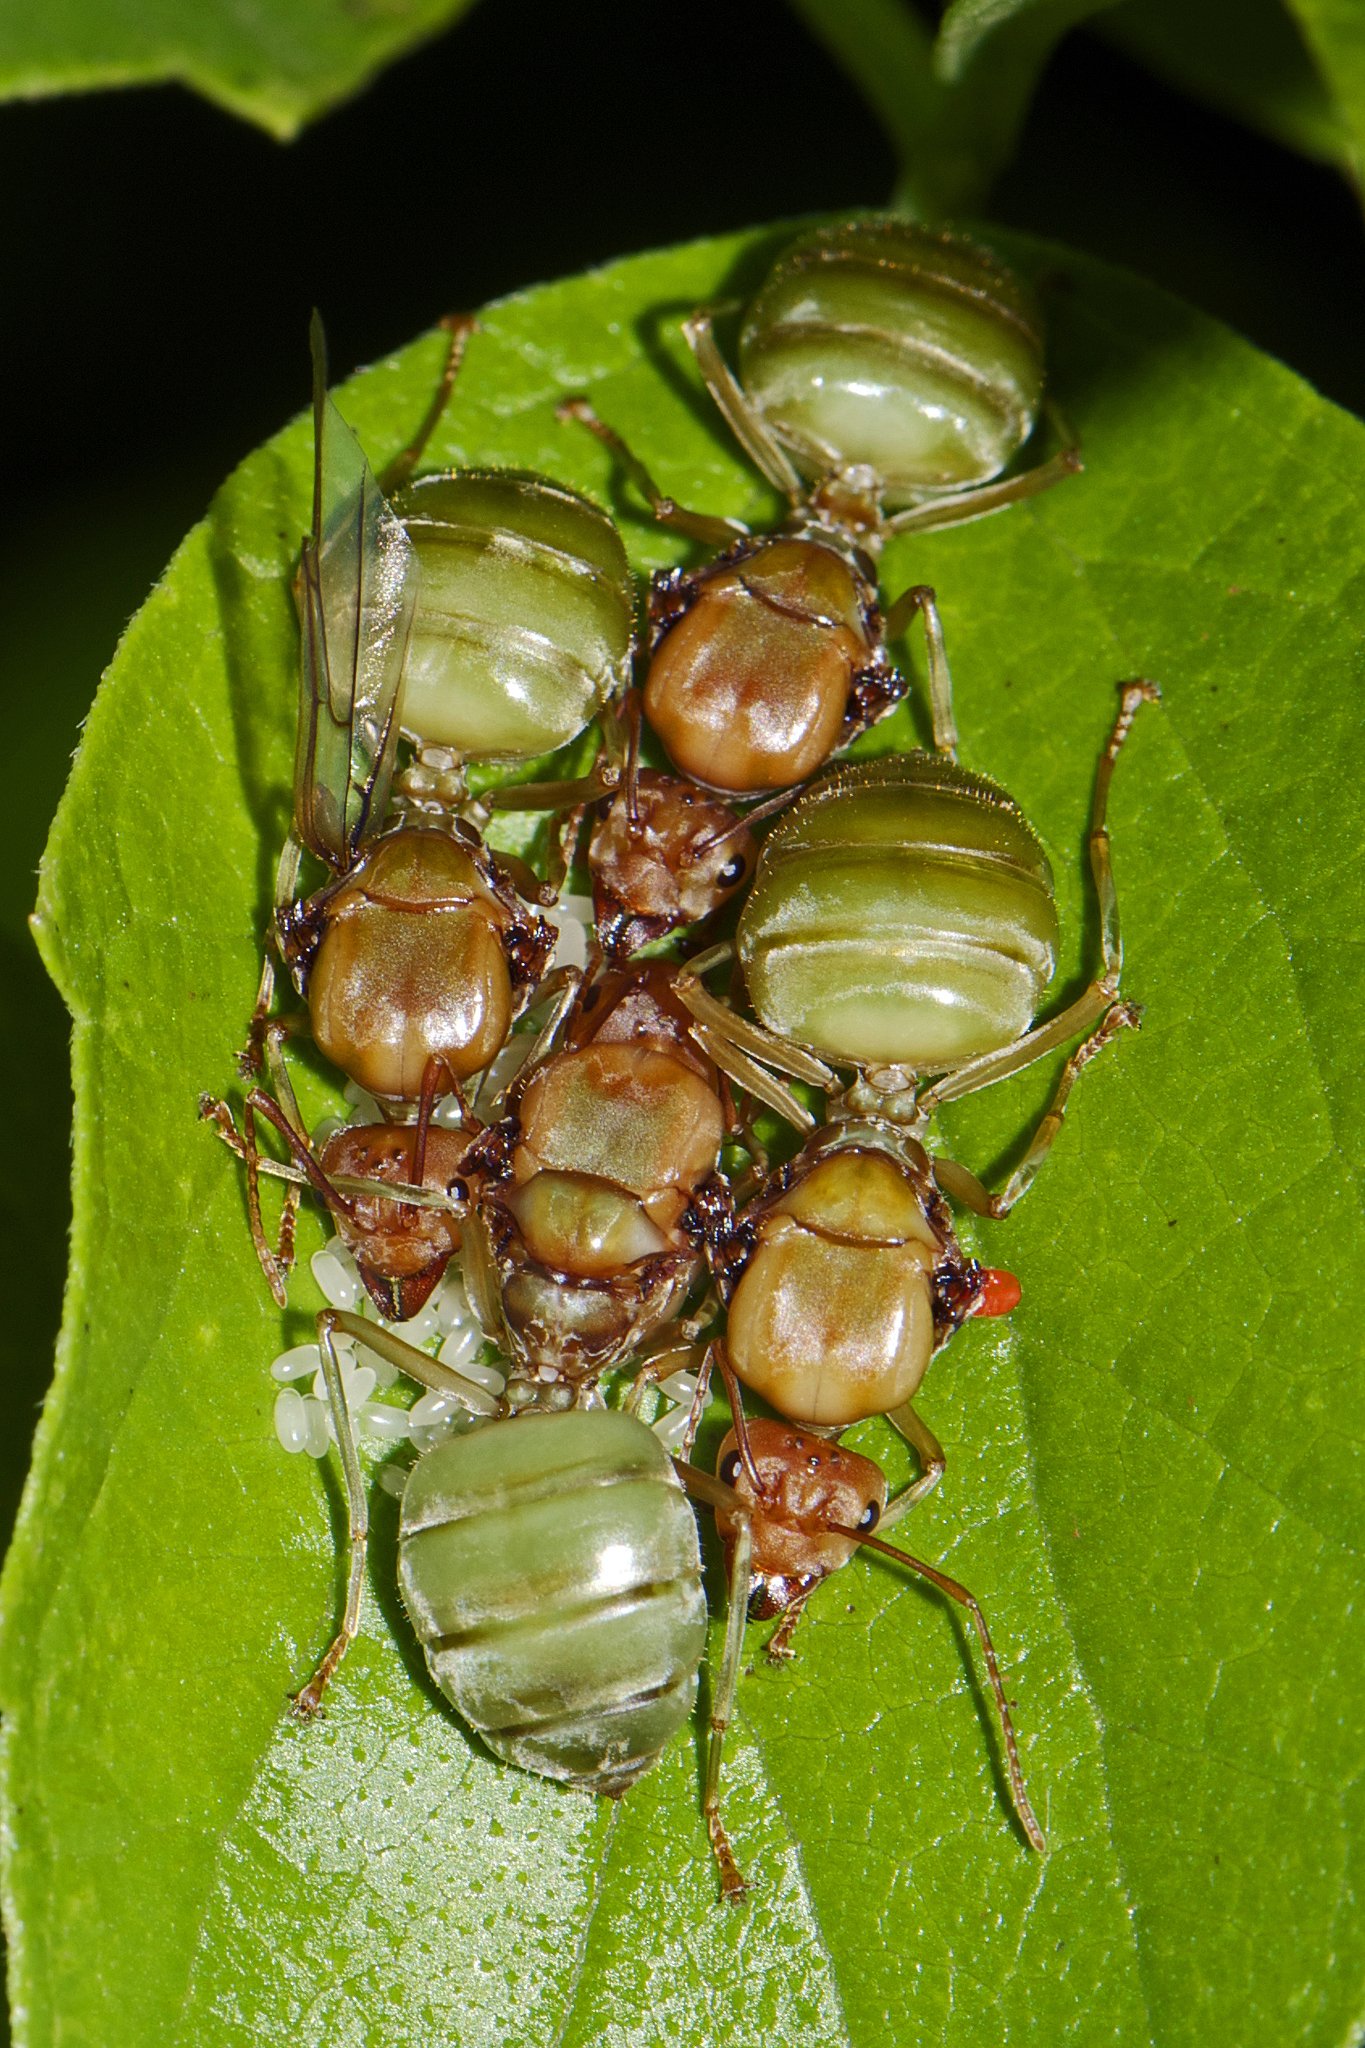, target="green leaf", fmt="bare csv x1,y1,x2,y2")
934,0,1117,83
5,221,1365,2046
0,0,483,141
